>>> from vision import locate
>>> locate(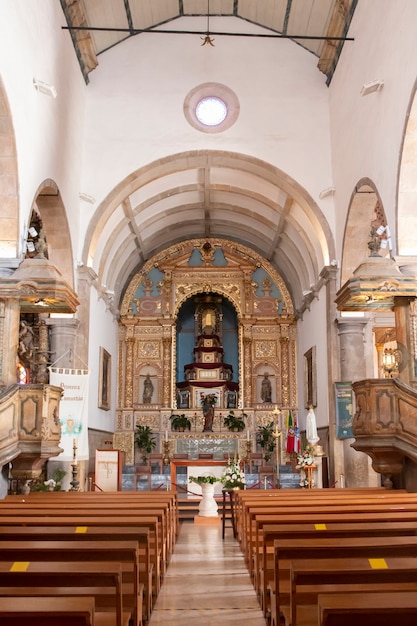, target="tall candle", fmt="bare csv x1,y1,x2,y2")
247,429,250,441
165,430,168,442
